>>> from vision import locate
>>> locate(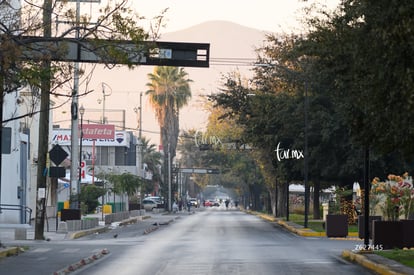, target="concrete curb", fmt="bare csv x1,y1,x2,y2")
254,211,359,238
342,250,407,275
67,226,110,239
0,246,23,258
